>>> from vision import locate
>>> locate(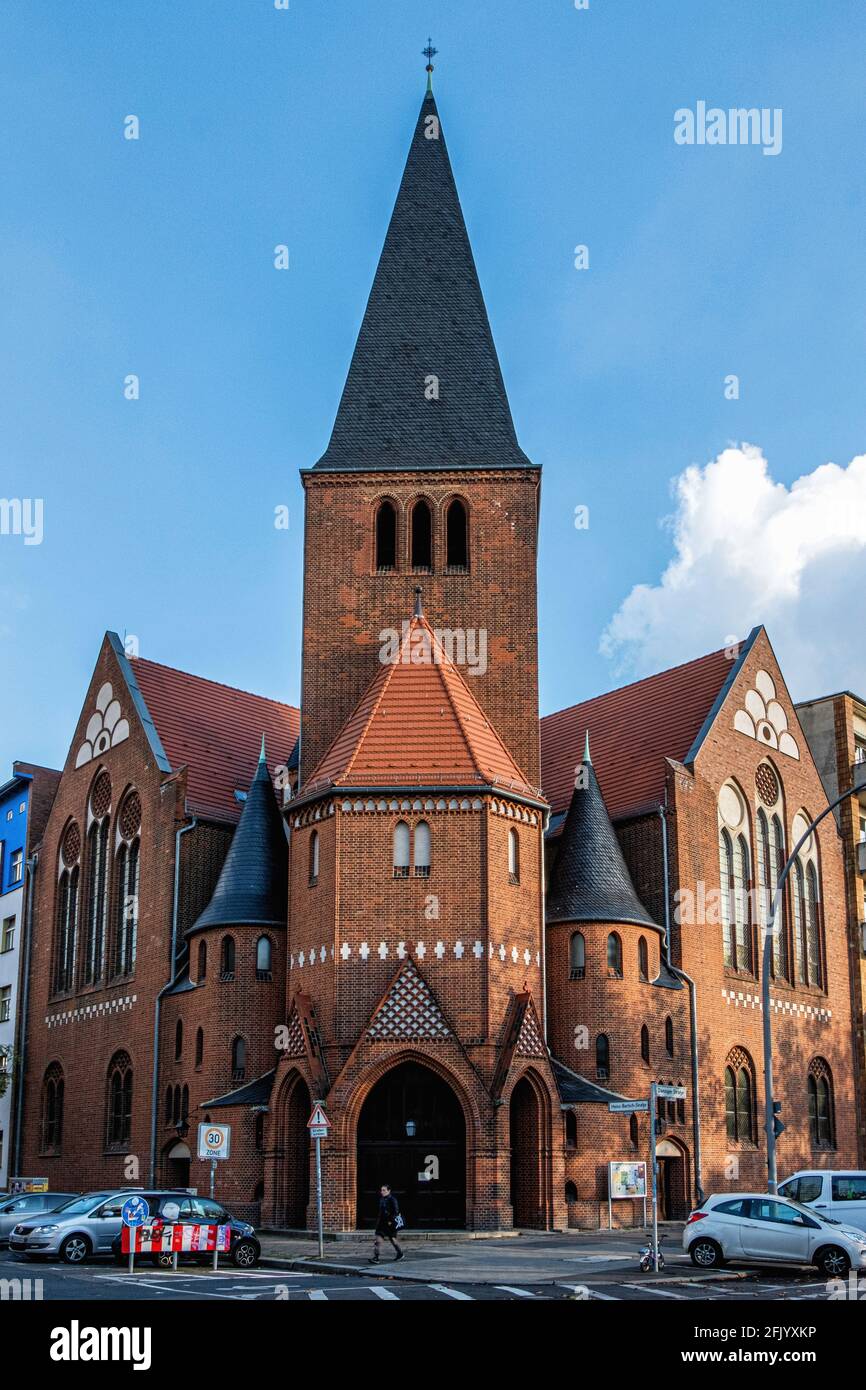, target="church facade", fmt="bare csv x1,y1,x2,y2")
13,79,863,1231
